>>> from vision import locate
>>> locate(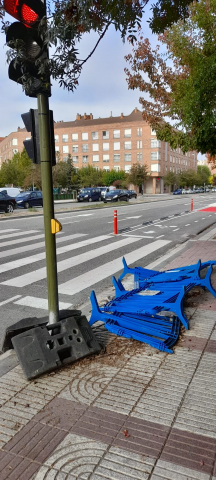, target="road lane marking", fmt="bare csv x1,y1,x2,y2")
59,240,171,296
0,233,87,259
1,237,142,287
0,235,111,273
0,295,22,306
0,233,45,248
14,296,72,310
185,224,190,226
156,235,165,238
173,228,180,231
